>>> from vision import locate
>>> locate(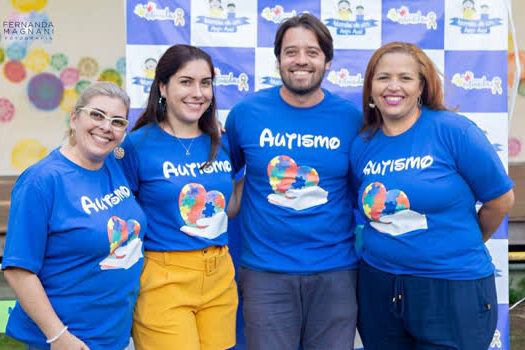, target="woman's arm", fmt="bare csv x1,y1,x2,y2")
478,189,515,242
3,267,90,350
227,177,244,219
